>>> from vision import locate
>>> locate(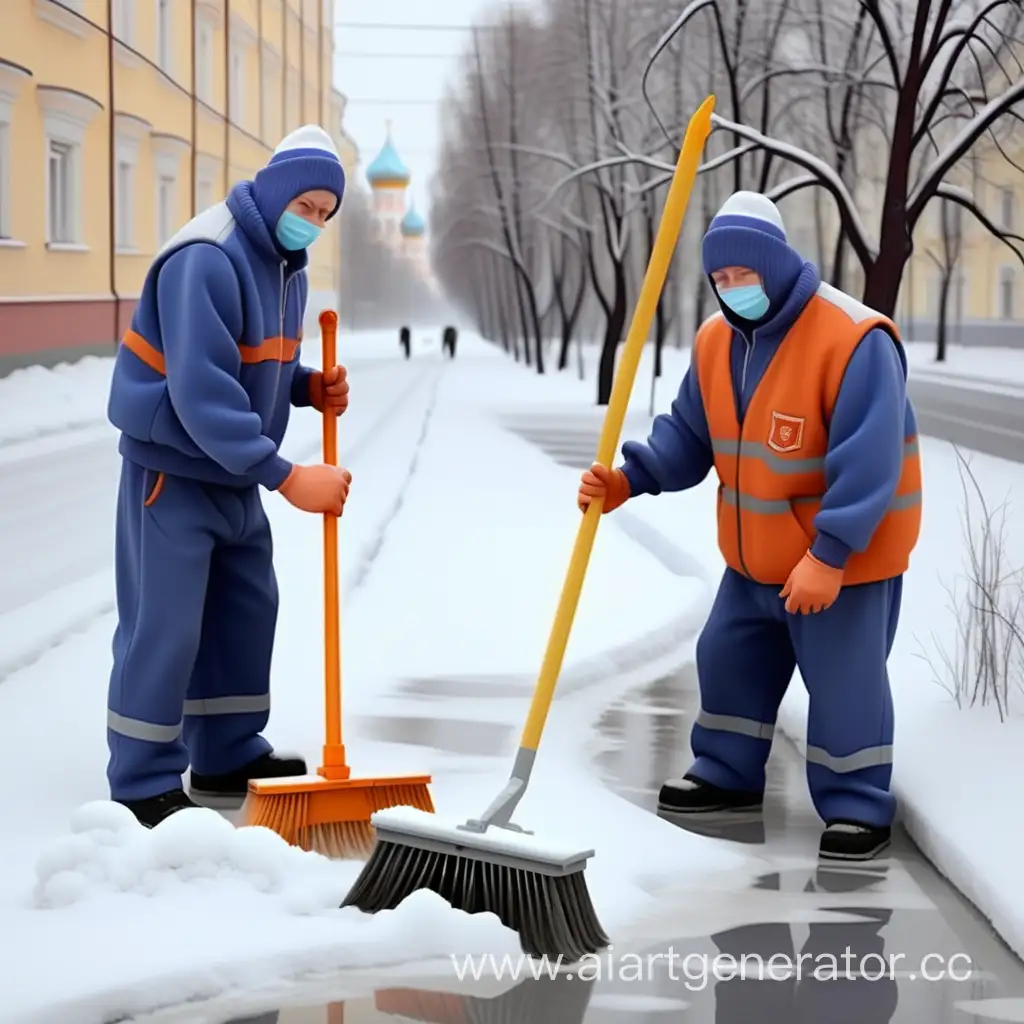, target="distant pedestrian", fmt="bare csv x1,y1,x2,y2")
443,325,458,358
399,325,411,359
